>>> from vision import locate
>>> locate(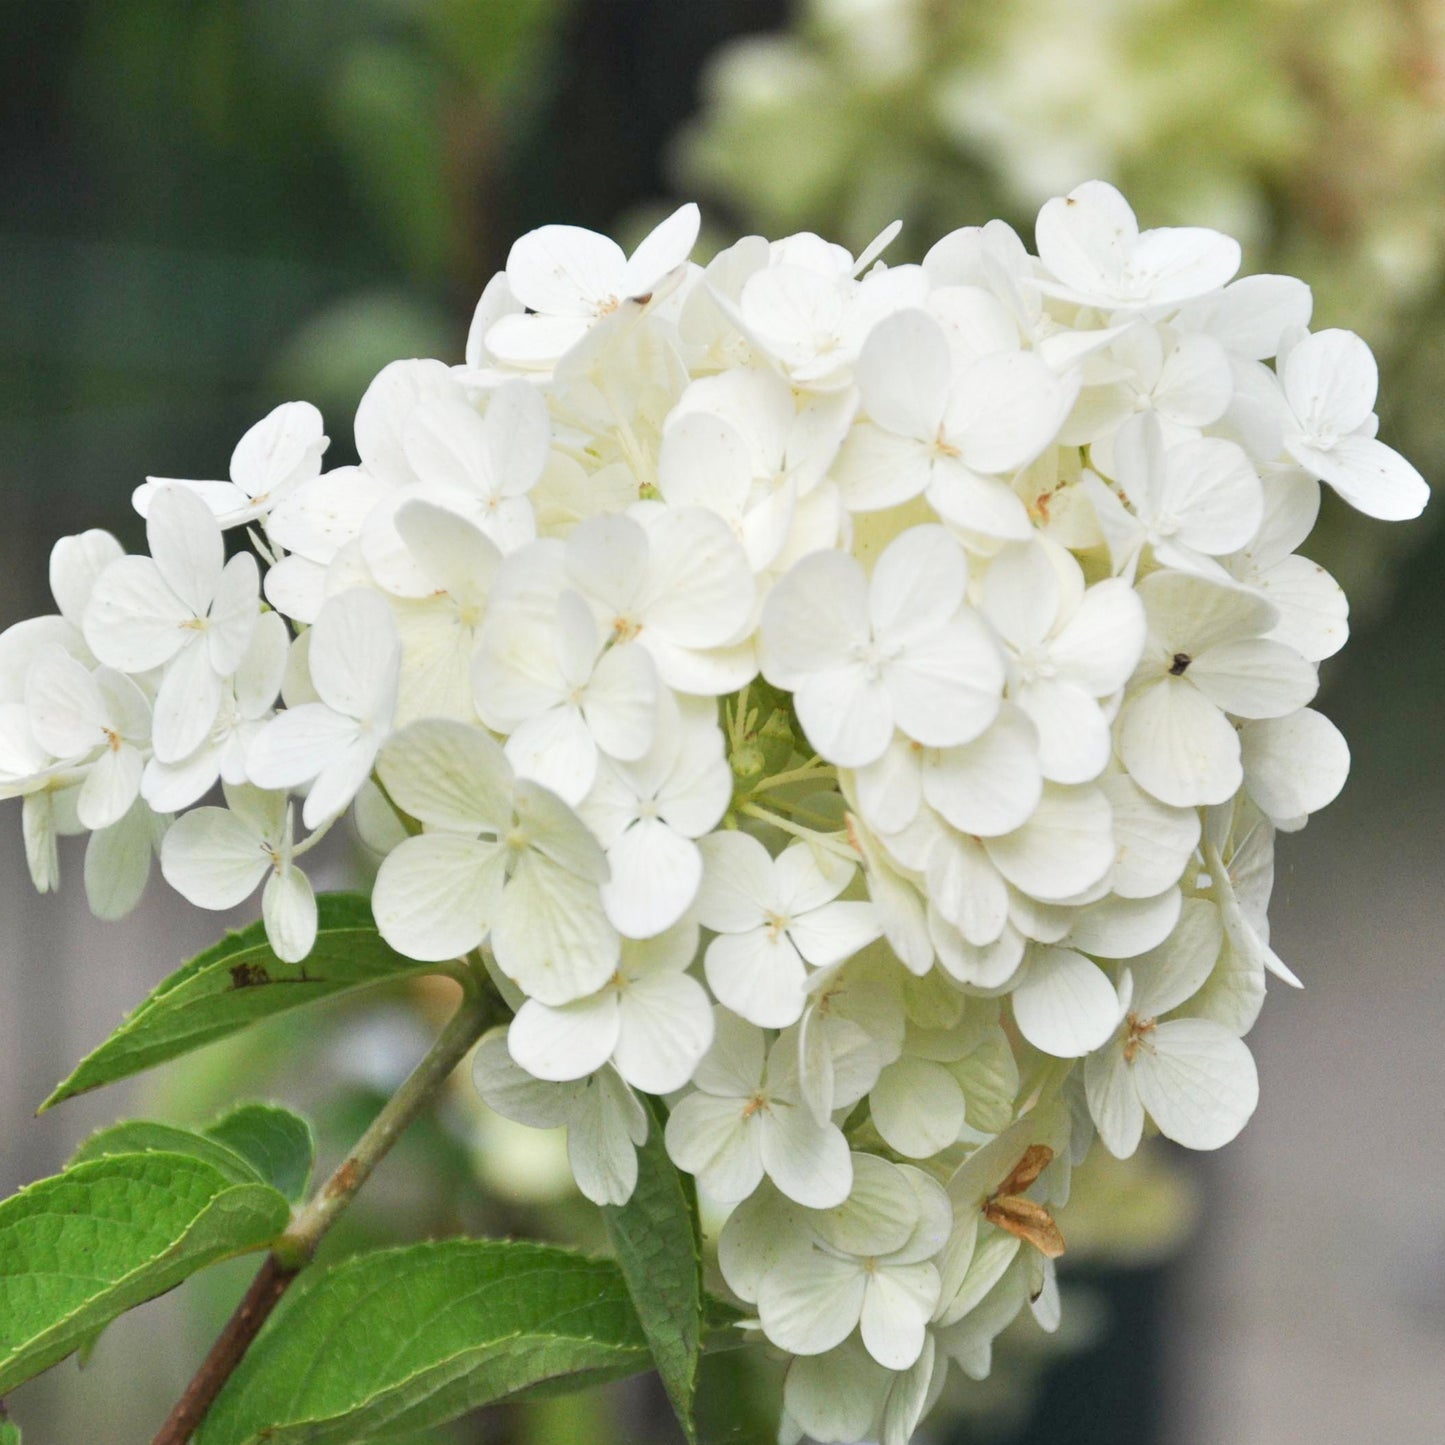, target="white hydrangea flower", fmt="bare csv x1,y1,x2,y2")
84,485,260,765
372,718,618,1004
24,646,150,831
665,1009,852,1208
760,525,1003,767
1085,899,1258,1155
1117,570,1317,807
134,401,327,528
0,182,1428,1445
474,580,658,805
579,692,732,939
696,832,879,1028
161,782,316,963
506,918,714,1094
472,1028,648,1206
564,506,758,696
836,307,1072,537
1278,327,1429,520
756,1156,951,1369
141,609,288,813
247,588,400,827
1033,180,1241,311
486,203,700,369
979,540,1144,784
